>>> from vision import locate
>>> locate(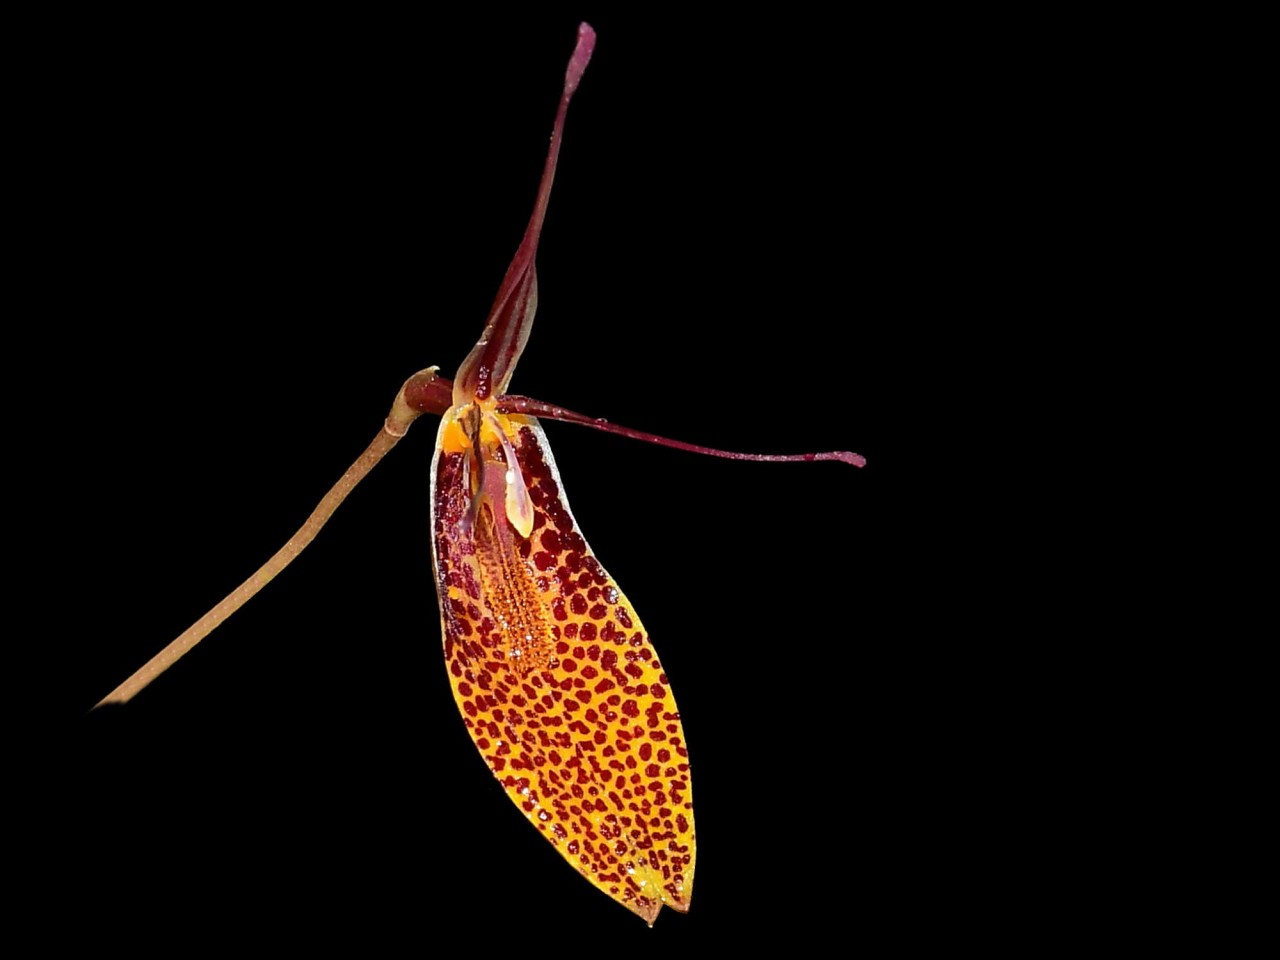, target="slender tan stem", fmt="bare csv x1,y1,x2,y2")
93,370,441,708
